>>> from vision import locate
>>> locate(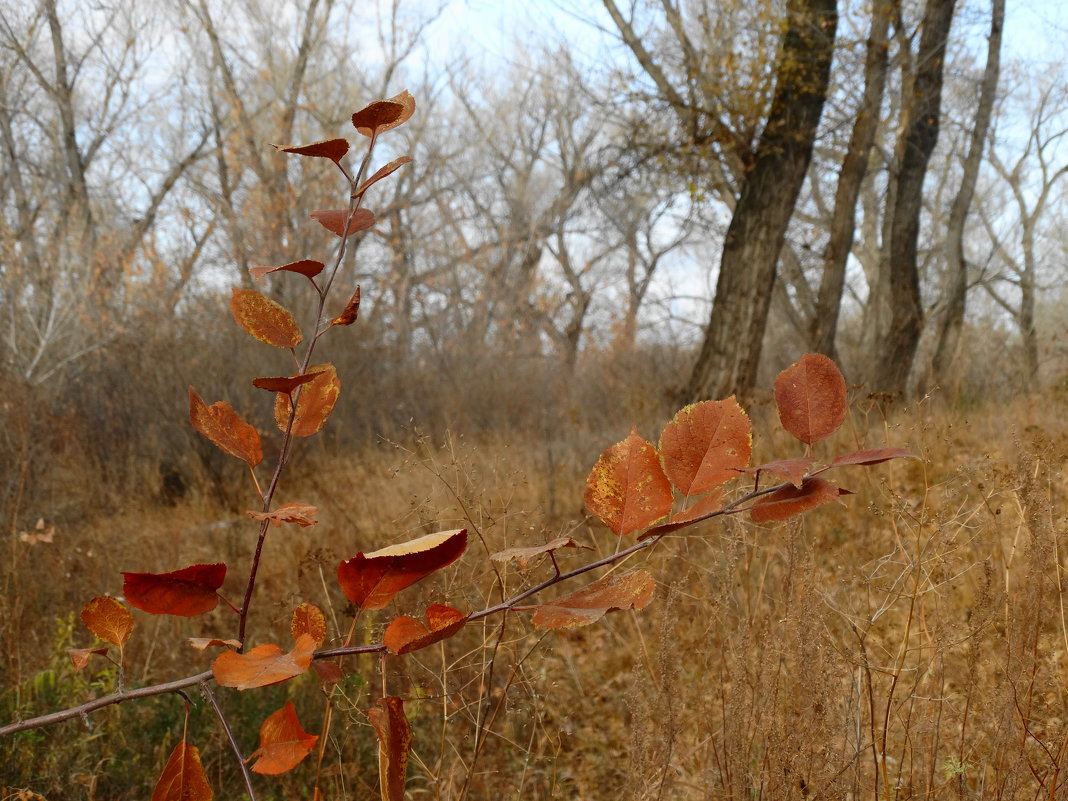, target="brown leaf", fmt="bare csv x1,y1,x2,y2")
352,91,416,137
188,637,242,651
659,398,752,495
230,288,303,349
331,285,361,326
312,661,343,686
80,596,134,649
248,701,319,775
337,529,468,610
274,138,349,164
827,448,917,468
249,259,325,281
274,363,340,437
310,208,376,237
212,634,317,690
122,563,226,617
638,489,726,540
291,602,327,646
532,570,655,629
354,156,413,198
68,647,108,670
774,354,847,445
490,537,593,570
584,430,673,536
369,696,412,801
151,740,213,801
252,371,324,394
189,387,263,466
247,502,319,528
749,478,852,523
740,457,815,488
384,604,467,655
